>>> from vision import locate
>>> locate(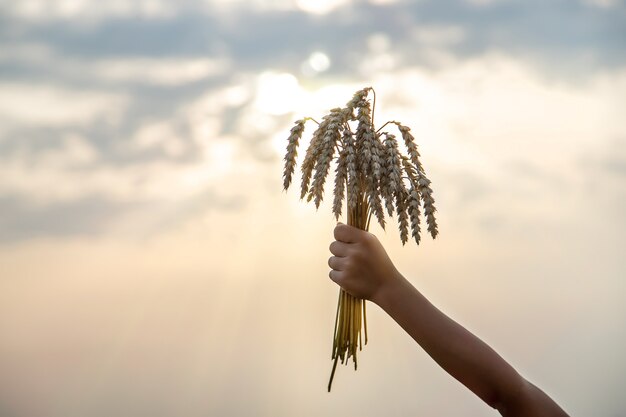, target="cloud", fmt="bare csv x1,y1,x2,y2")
0,143,241,205
357,55,626,239
0,194,135,241
582,0,623,8
1,0,623,79
597,138,626,177
121,120,188,157
0,75,265,240
0,0,178,21
0,83,127,128
0,0,357,21
91,57,230,86
0,44,230,87
1,53,624,241
0,0,624,244
411,25,467,46
577,135,626,215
